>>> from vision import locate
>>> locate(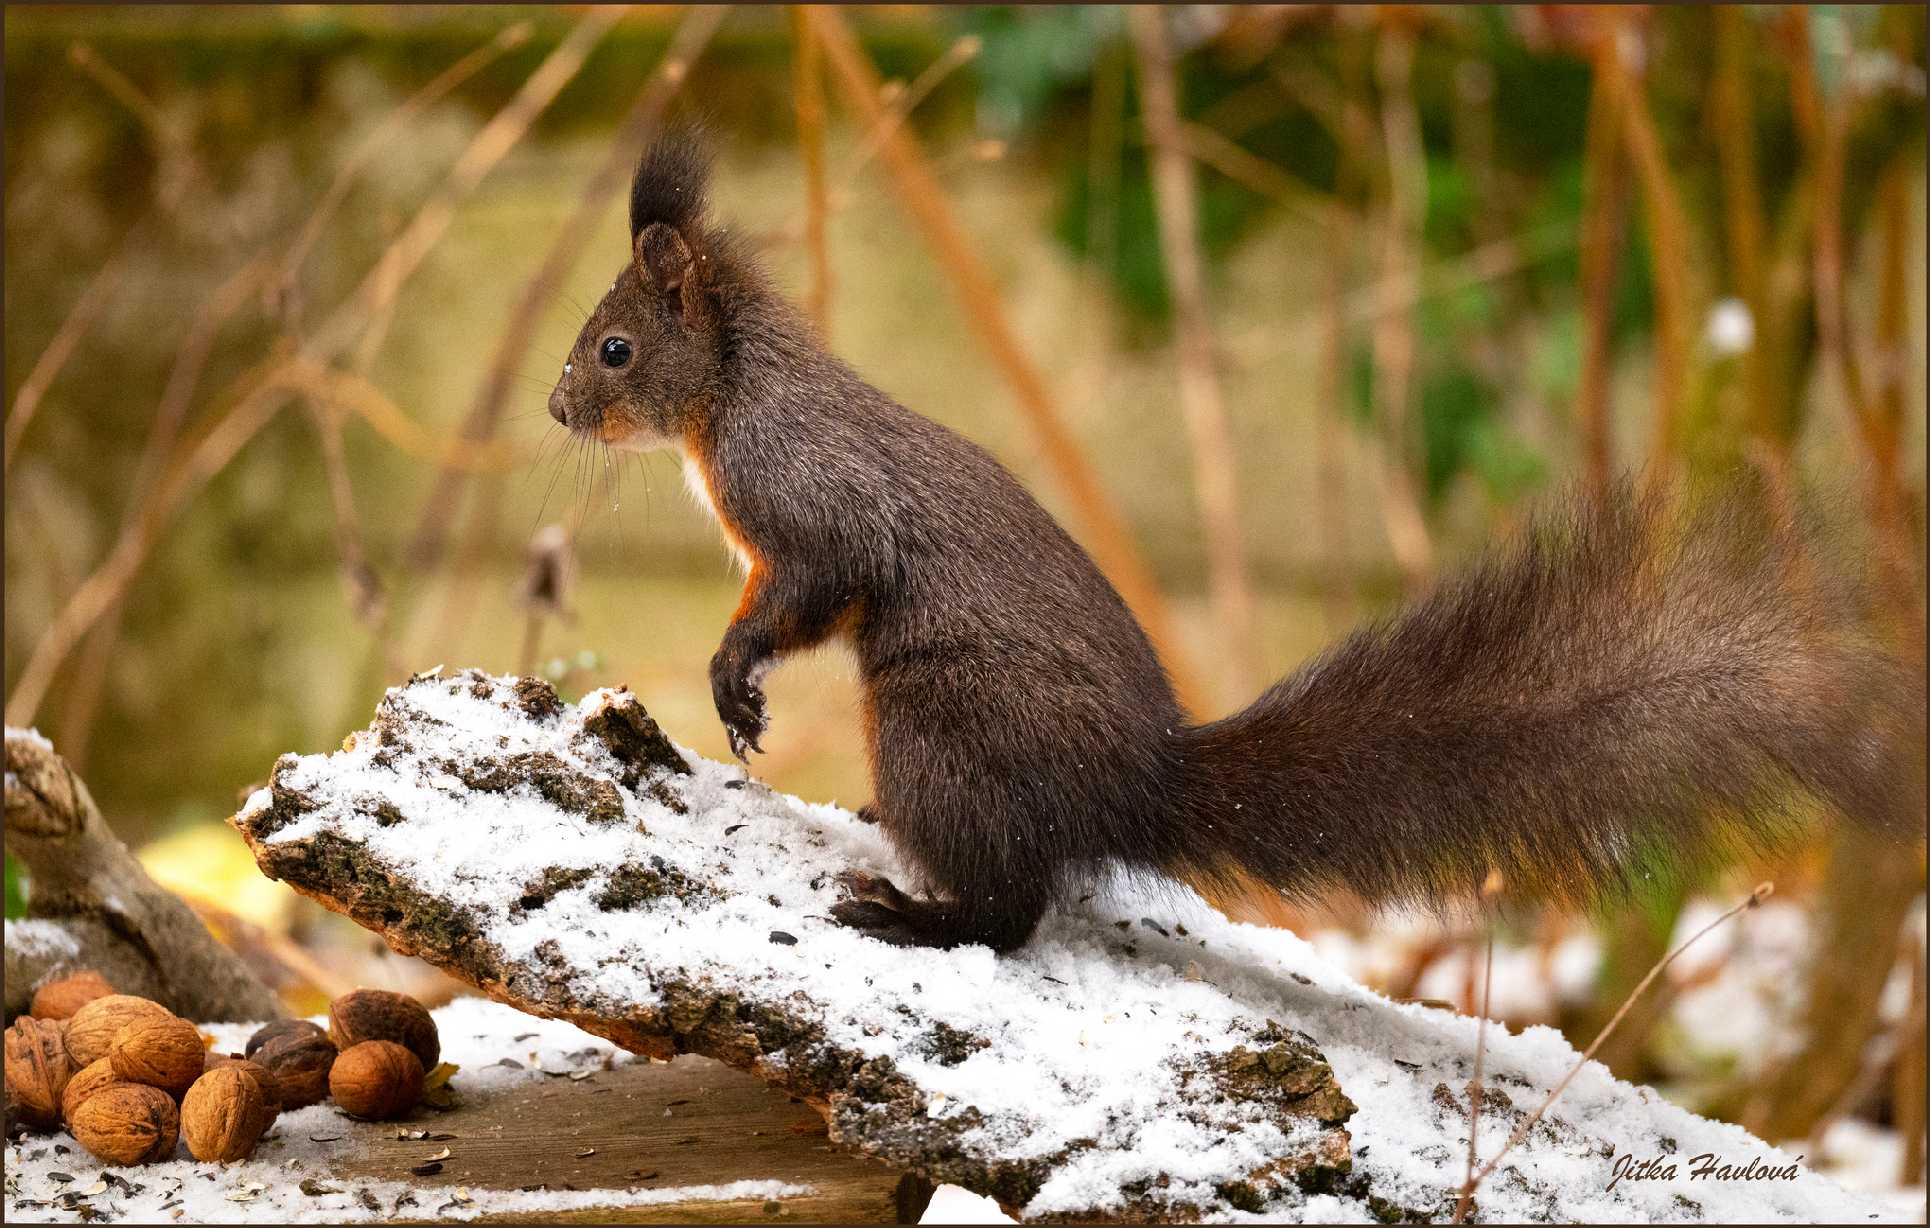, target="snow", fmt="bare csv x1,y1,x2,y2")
225,670,1903,1223
5,919,82,963
5,997,810,1223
